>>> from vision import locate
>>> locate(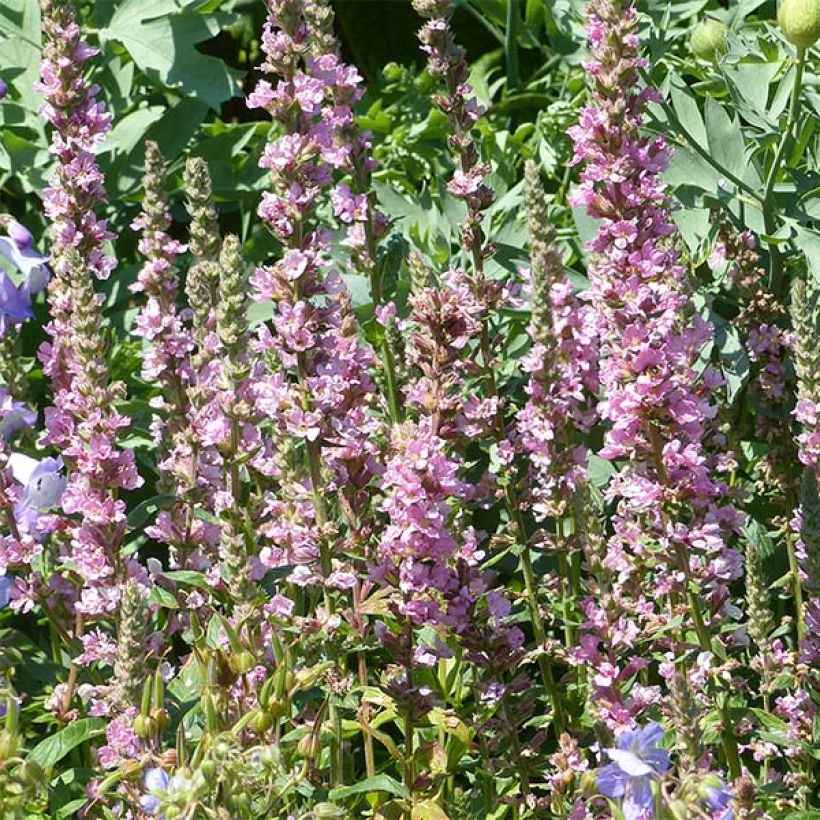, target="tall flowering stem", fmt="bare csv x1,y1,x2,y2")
37,0,115,393
791,273,820,671
247,0,382,786
37,1,143,718
413,0,500,399
570,0,741,776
